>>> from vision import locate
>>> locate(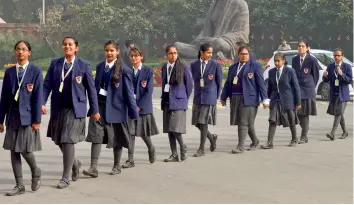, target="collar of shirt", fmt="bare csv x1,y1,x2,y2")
64,56,76,65
105,58,117,69
133,63,143,74
300,54,306,62
16,61,29,71
167,62,175,69
276,66,284,74
200,58,209,65
335,62,342,67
